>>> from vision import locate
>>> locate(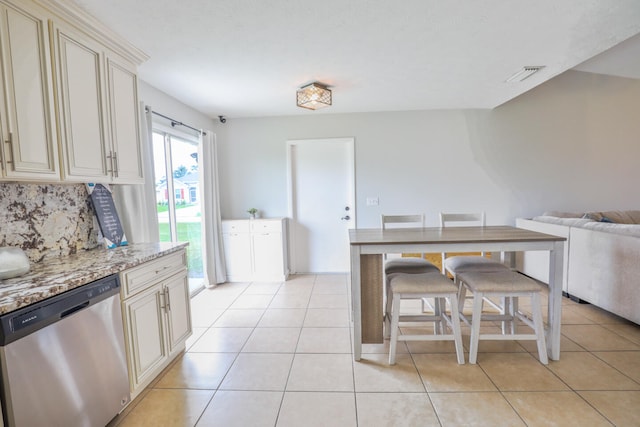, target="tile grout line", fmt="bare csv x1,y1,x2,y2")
116,275,640,426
